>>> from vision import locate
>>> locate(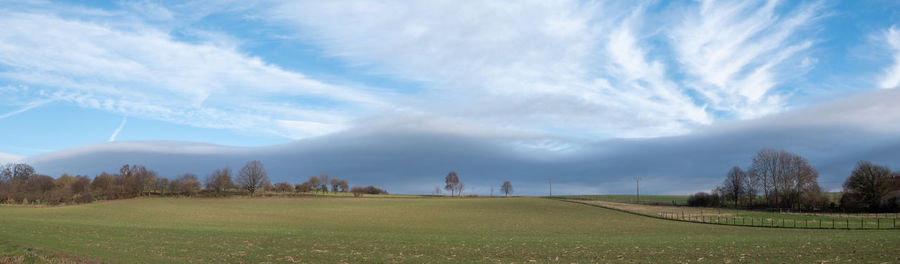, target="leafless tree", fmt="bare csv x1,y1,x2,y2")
500,181,513,197
295,182,312,192
330,178,342,192
274,182,294,193
1,163,35,184
318,174,330,193
237,160,269,197
307,176,321,193
748,149,821,209
205,168,233,193
444,171,460,196
722,166,747,206
843,161,893,211
337,179,349,192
